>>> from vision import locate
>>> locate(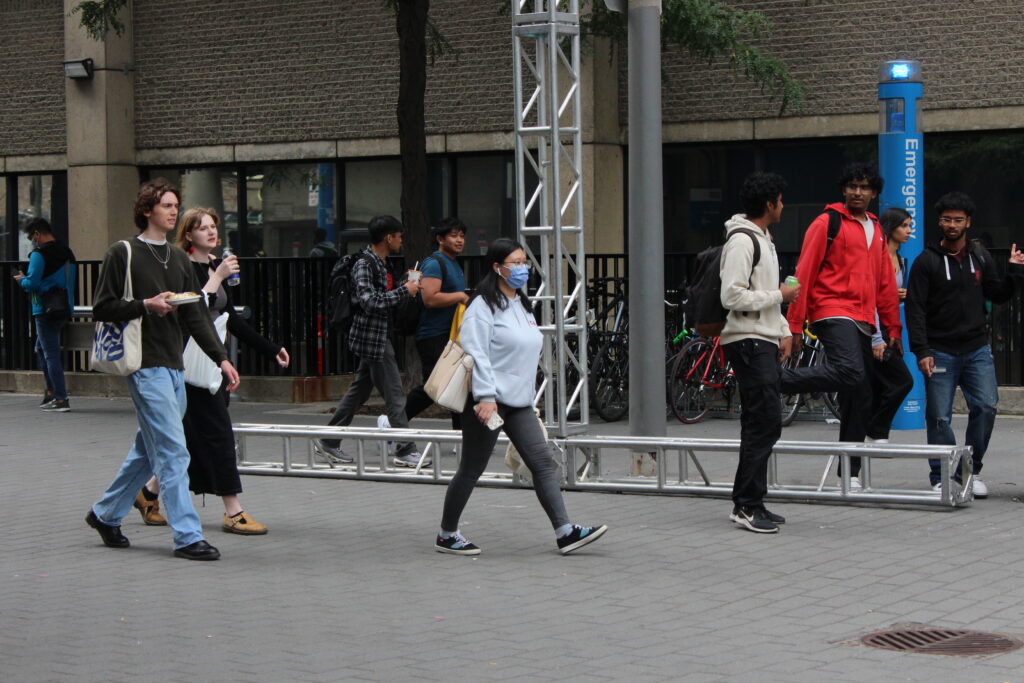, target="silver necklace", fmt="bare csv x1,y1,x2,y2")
143,240,170,269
